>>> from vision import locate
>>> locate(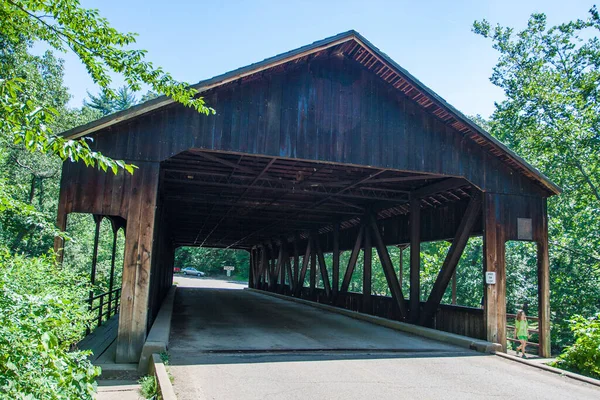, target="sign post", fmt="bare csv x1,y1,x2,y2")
224,266,235,277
